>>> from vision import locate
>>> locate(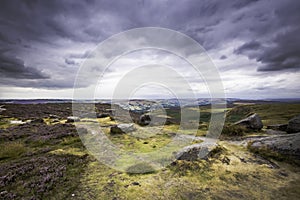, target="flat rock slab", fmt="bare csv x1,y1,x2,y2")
249,133,300,159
